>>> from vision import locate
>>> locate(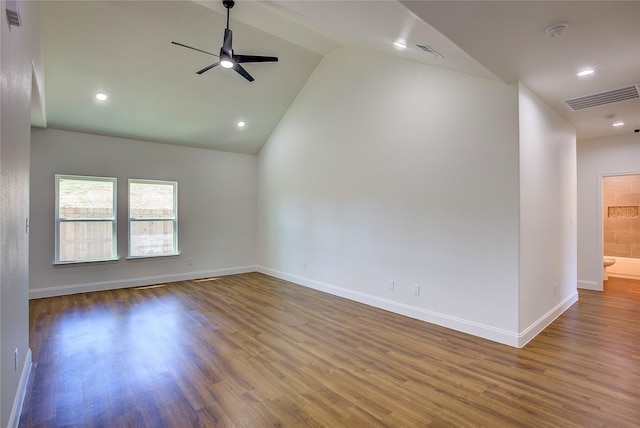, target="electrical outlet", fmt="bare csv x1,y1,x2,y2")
554,283,558,296
187,257,193,266
303,263,307,271
412,284,420,296
387,280,395,291
14,348,18,371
